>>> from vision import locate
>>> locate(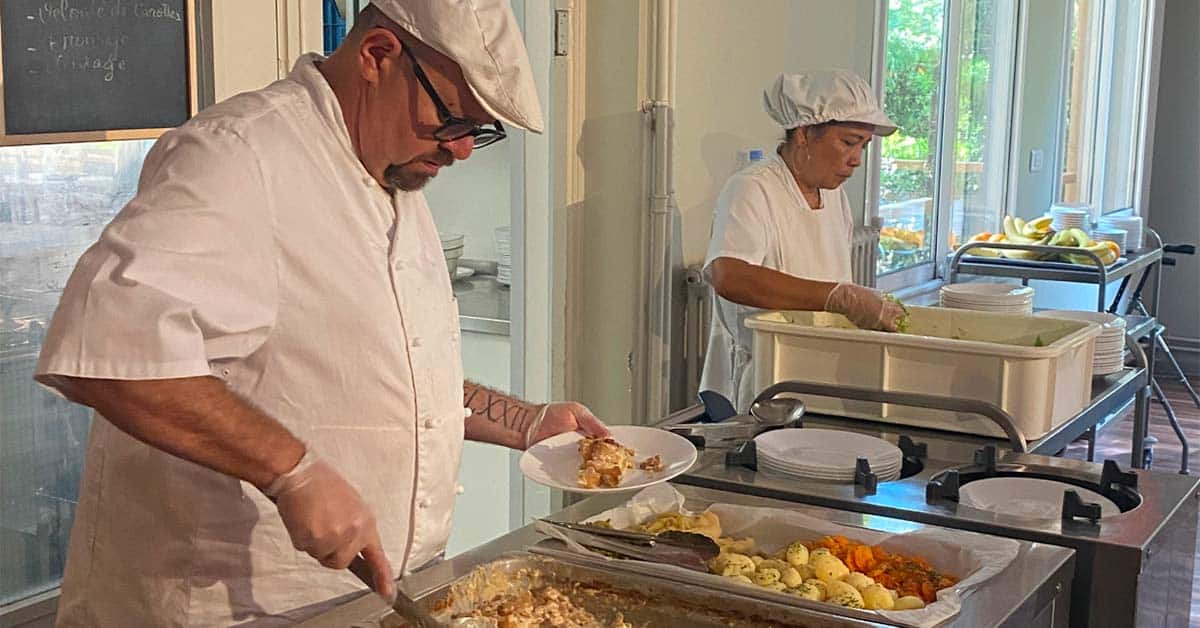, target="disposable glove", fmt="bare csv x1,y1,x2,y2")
266,449,395,600
824,283,906,332
523,402,610,449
